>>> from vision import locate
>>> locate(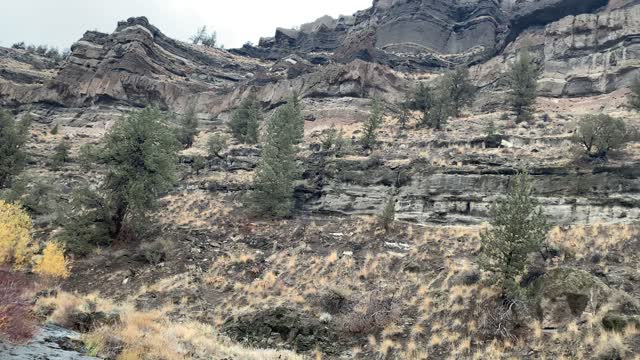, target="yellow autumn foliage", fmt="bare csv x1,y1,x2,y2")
0,200,35,269
34,241,70,278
